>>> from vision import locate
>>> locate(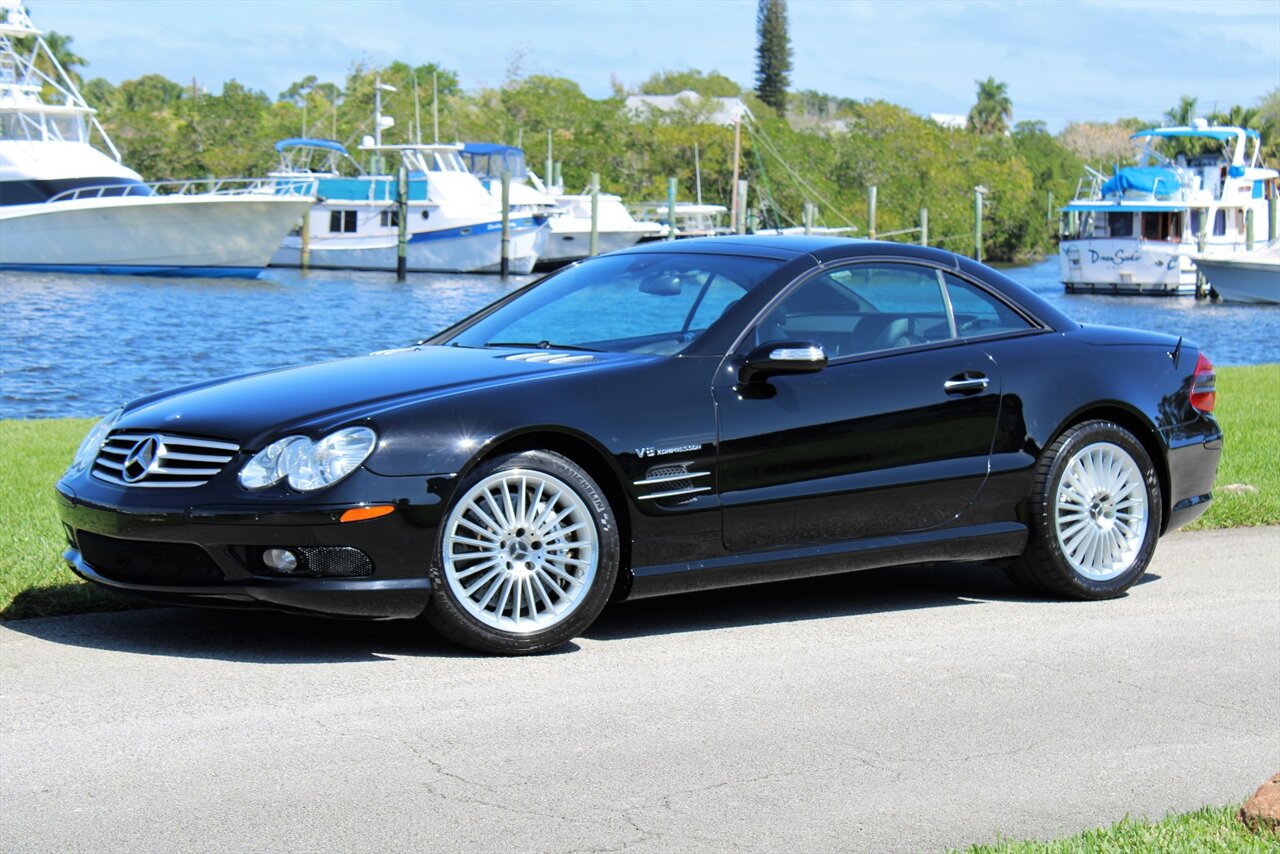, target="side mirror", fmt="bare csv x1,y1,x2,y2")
739,340,828,383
